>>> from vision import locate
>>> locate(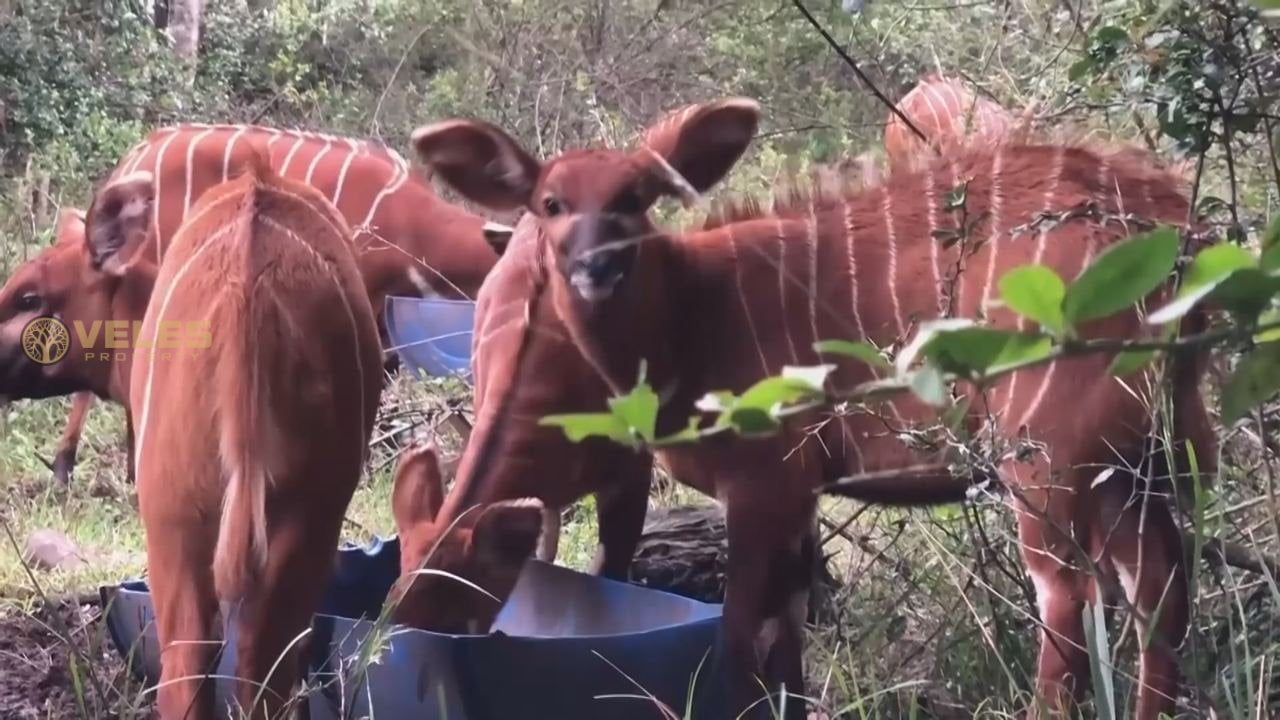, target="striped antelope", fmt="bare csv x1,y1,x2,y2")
389,210,654,633
884,74,1016,168
410,99,1216,719
0,123,507,484
99,159,382,719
